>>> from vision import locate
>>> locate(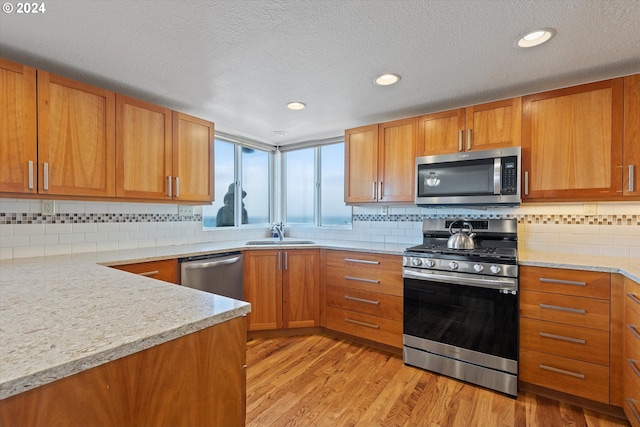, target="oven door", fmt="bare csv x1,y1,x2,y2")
403,269,518,369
